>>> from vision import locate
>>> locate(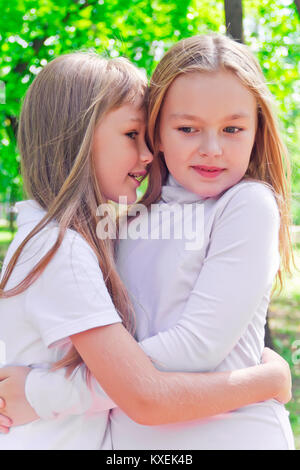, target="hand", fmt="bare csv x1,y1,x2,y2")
0,399,12,434
262,347,292,404
0,366,40,433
